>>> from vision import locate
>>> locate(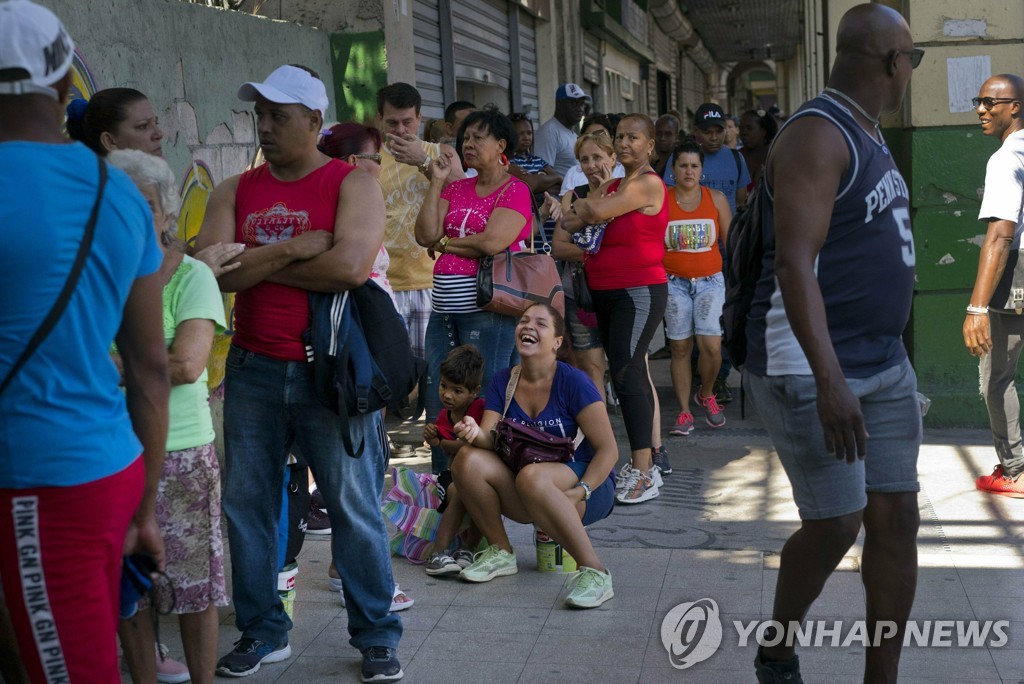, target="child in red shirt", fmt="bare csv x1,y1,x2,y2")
423,346,485,575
